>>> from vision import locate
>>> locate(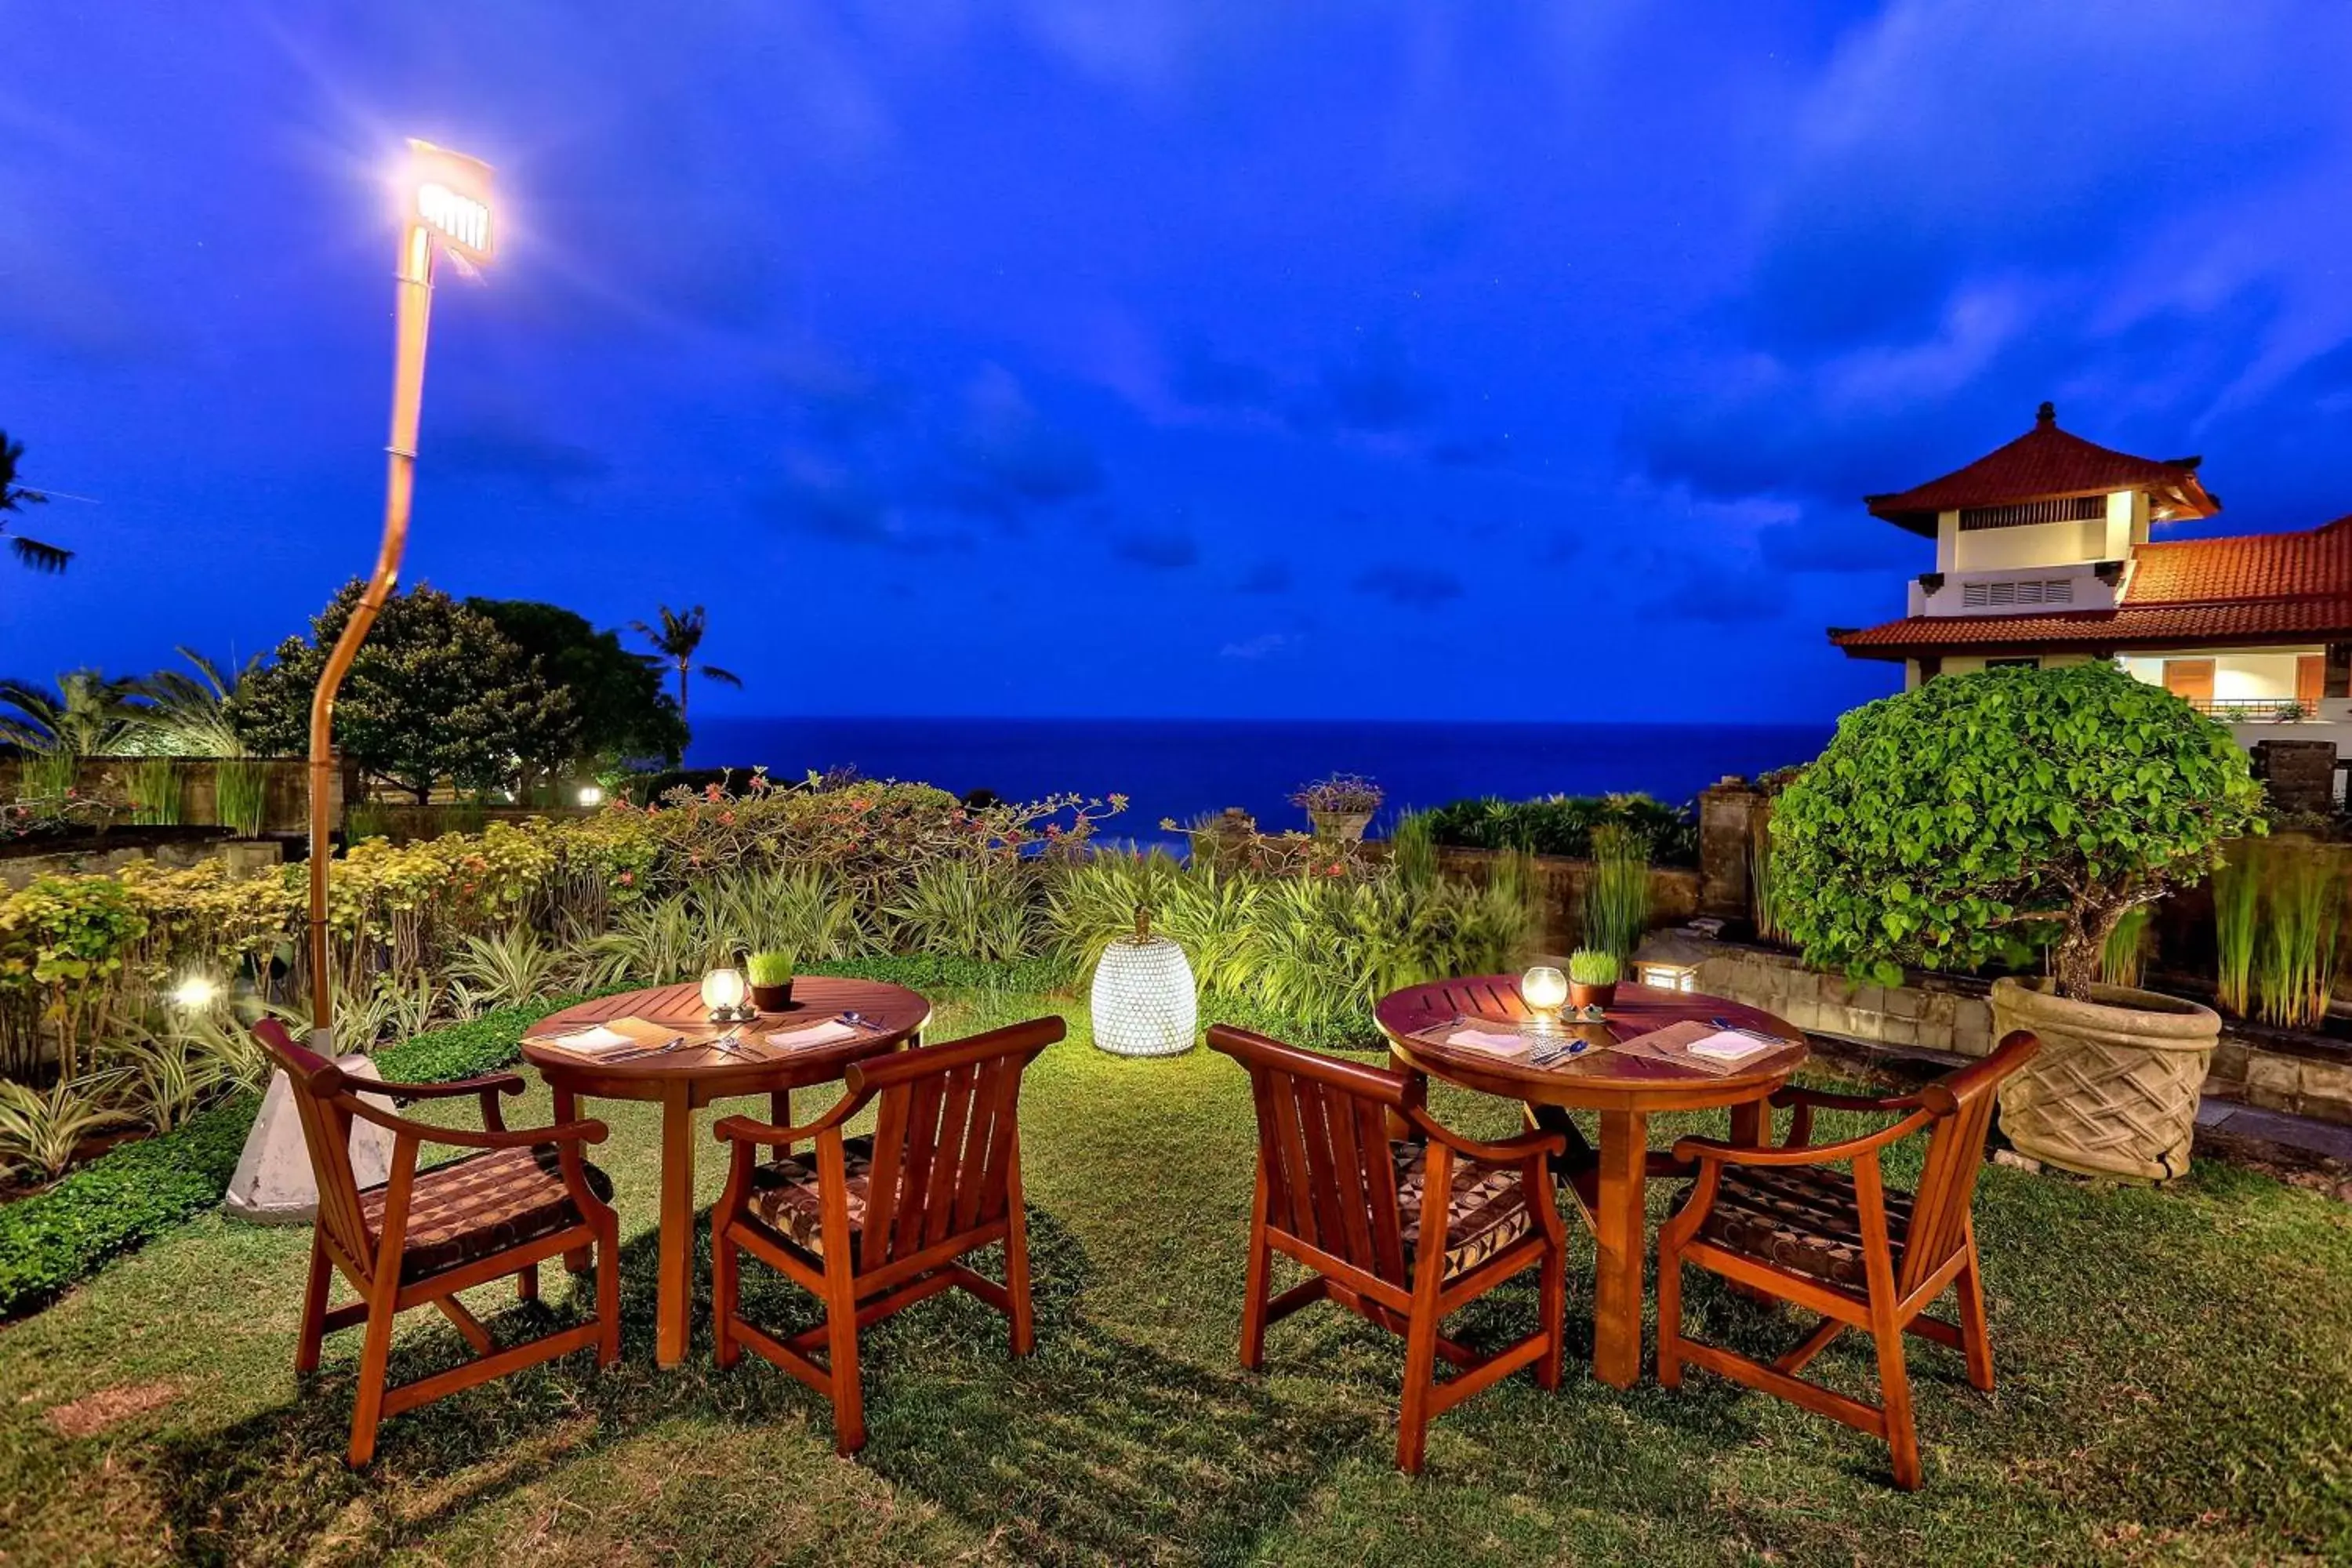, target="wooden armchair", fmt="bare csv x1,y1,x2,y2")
1657,1030,2040,1489
254,1018,622,1467
710,1016,1065,1456
1207,1024,1569,1475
